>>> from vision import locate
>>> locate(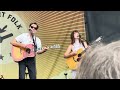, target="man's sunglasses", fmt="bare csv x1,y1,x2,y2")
30,26,38,30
